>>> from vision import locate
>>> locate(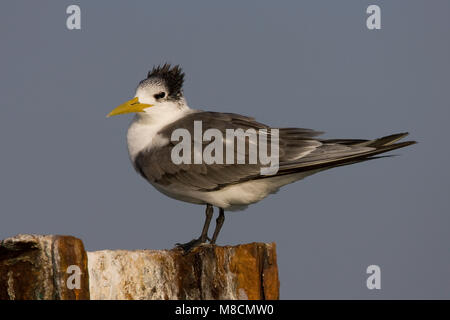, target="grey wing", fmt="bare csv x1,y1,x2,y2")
134,112,415,191
134,112,323,191
277,133,415,174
